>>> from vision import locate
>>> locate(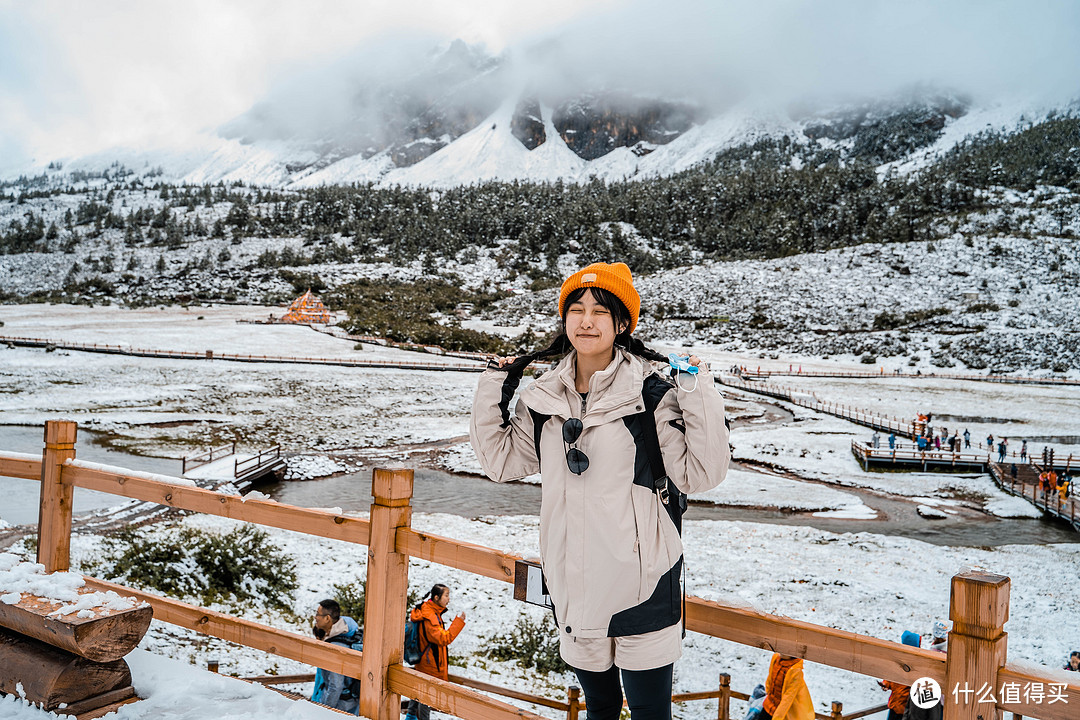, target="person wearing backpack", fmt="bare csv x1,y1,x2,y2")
470,262,730,720
310,599,362,715
404,584,466,720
